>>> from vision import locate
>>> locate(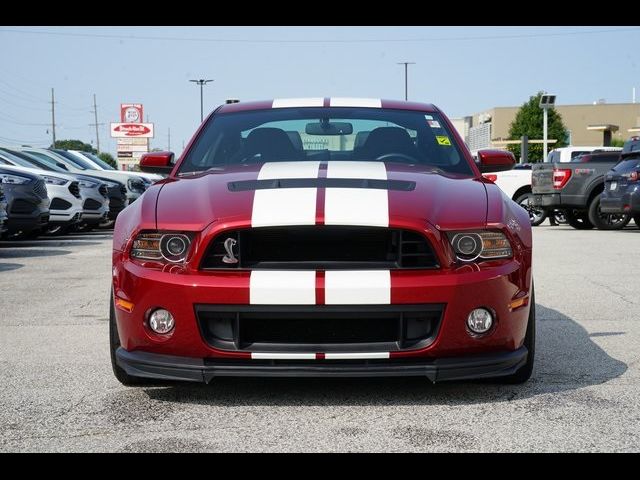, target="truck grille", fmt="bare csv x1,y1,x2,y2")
196,304,444,352
68,181,80,198
34,179,48,199
200,226,439,270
